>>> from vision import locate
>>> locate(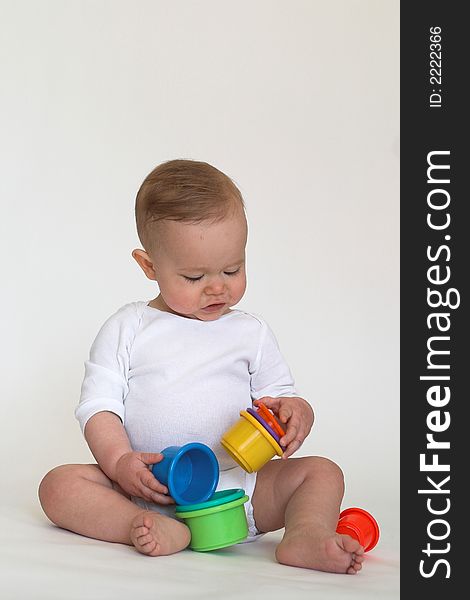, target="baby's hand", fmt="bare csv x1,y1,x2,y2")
253,396,314,459
114,452,175,505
